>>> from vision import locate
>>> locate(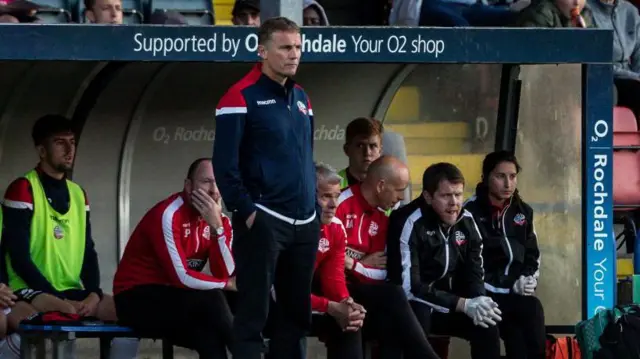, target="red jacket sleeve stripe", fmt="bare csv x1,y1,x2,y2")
210,215,235,277
215,85,248,116
160,197,225,289
353,262,387,281
322,218,350,300
3,178,33,210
